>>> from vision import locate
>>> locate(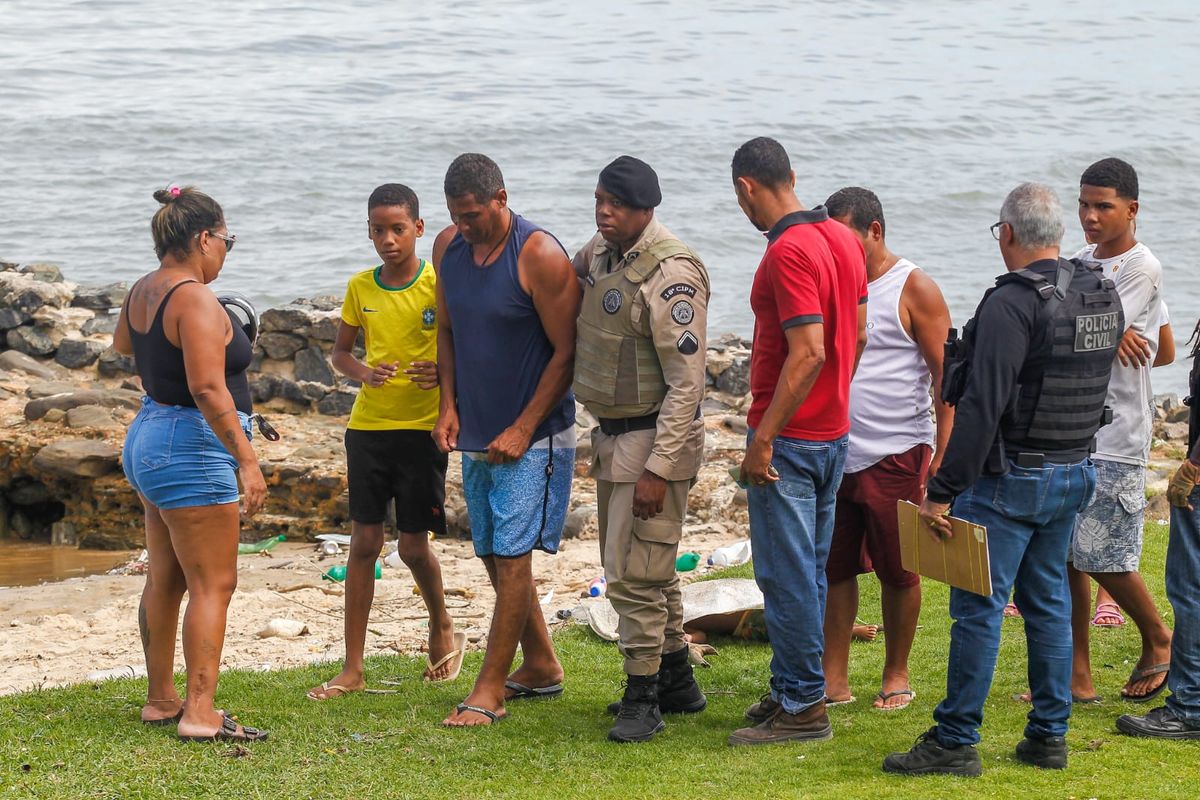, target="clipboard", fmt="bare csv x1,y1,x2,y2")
897,500,992,596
